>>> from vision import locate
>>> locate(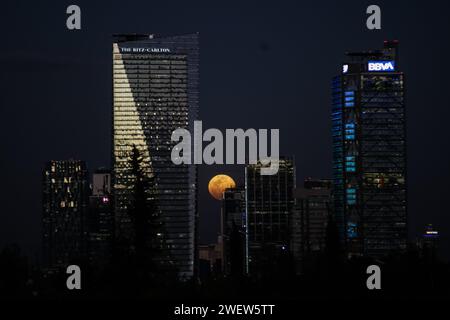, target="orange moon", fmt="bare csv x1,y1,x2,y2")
208,174,236,200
